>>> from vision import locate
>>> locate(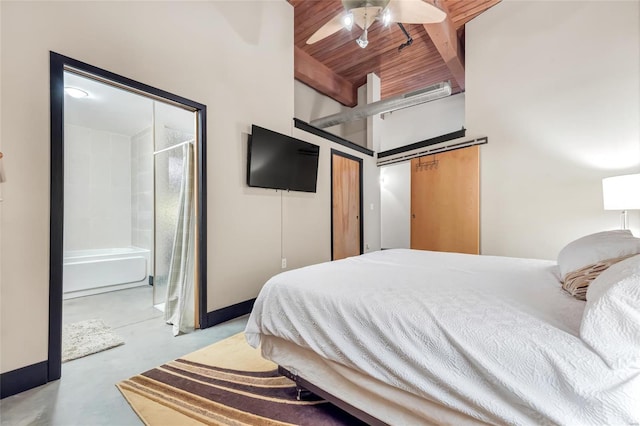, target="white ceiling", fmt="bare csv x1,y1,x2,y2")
64,72,153,137
63,72,194,138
